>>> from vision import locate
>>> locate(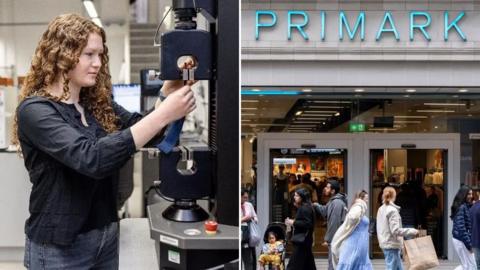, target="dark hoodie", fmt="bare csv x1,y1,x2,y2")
314,193,348,243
